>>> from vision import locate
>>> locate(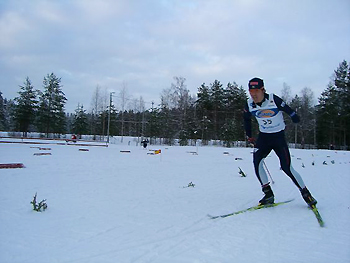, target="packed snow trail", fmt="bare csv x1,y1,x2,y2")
0,140,349,263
